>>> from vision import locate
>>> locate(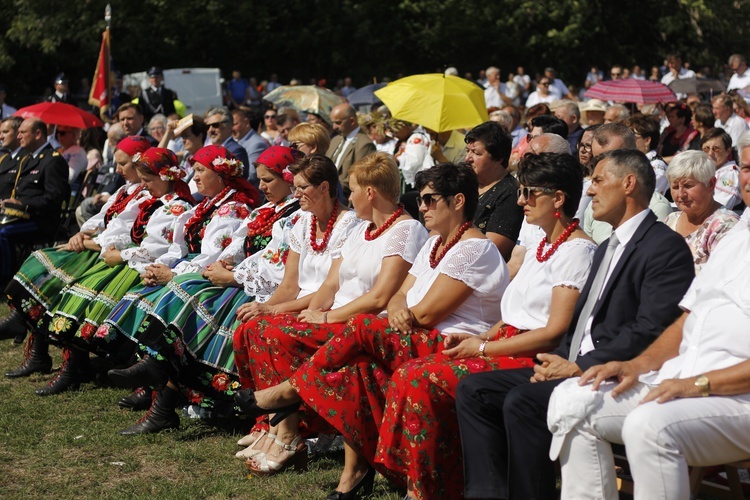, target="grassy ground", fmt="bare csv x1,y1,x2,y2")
0,304,402,499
